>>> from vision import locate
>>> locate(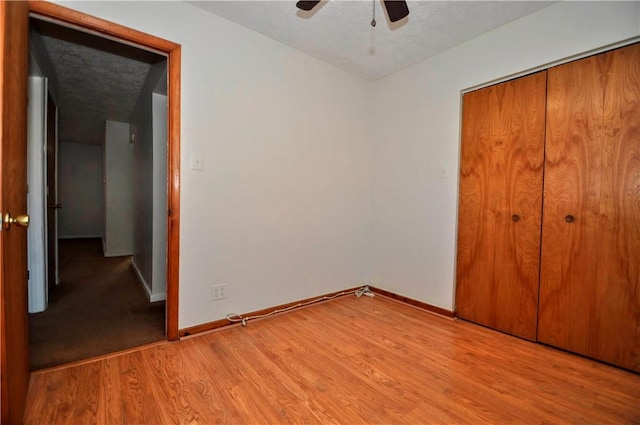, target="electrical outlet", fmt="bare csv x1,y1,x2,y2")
212,284,227,301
